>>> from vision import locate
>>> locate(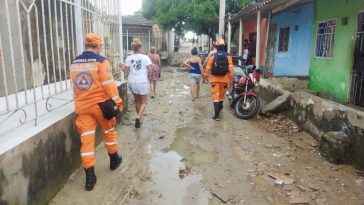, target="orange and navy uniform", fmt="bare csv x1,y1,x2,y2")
70,51,122,169
204,52,234,102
